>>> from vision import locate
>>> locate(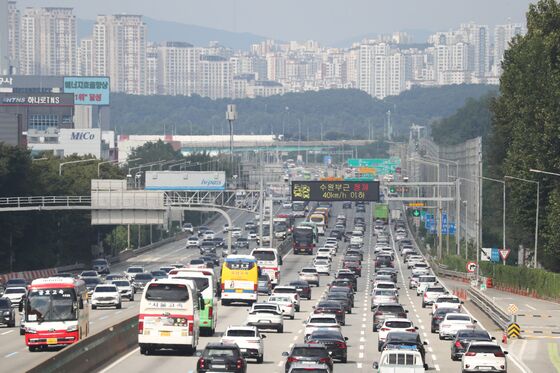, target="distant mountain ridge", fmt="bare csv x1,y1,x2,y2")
77,17,269,50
